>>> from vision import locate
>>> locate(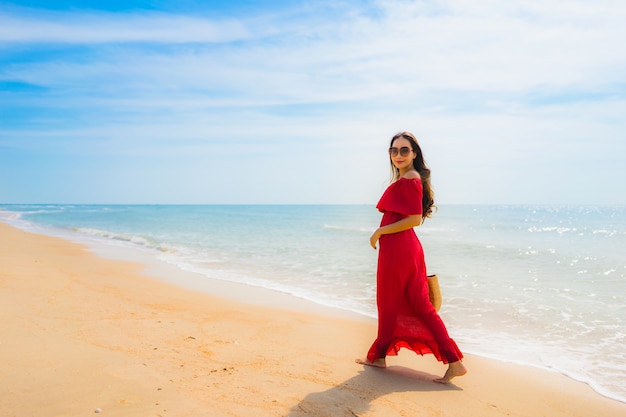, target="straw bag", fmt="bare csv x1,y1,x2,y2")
427,274,442,312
